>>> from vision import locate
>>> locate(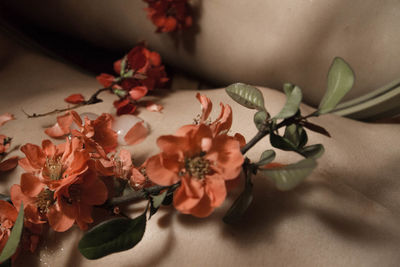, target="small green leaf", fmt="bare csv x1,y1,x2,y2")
226,83,265,111
255,150,276,166
260,158,317,191
273,85,302,119
253,110,269,131
0,204,24,263
78,212,146,260
149,191,167,219
223,172,253,224
299,144,325,159
123,70,134,78
283,124,308,149
113,89,128,98
301,121,331,137
318,57,355,114
119,58,127,76
270,130,297,151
